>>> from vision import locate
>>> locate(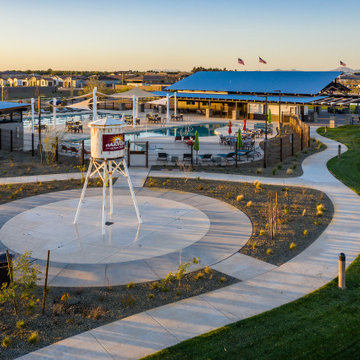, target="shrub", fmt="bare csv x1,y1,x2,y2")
272,168,277,175
277,162,283,170
16,320,25,329
255,181,262,190
291,161,298,169
317,204,325,212
126,282,135,289
252,242,257,249
197,185,203,191
60,293,70,303
209,190,215,194
253,180,259,186
2,336,11,348
148,293,154,299
88,306,106,320
236,194,244,202
302,209,306,216
256,168,263,174
204,266,212,274
224,192,231,199
266,248,273,255
314,220,319,225
219,277,227,283
195,272,204,280
286,168,293,175
246,201,253,207
28,331,39,344
162,181,167,186
303,229,308,236
121,295,135,307
316,210,323,217
259,229,265,236
283,207,289,214
289,242,297,250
